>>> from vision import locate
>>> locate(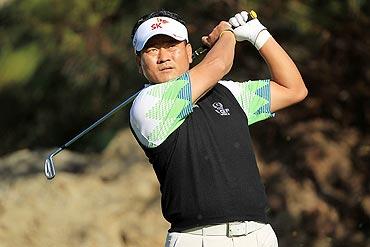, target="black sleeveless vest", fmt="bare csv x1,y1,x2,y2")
130,84,268,232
